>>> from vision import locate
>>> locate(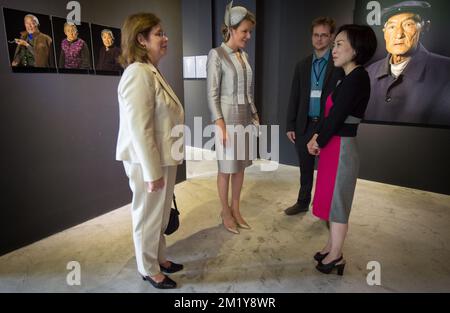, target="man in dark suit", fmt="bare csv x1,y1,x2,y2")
285,17,344,215
365,1,450,126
